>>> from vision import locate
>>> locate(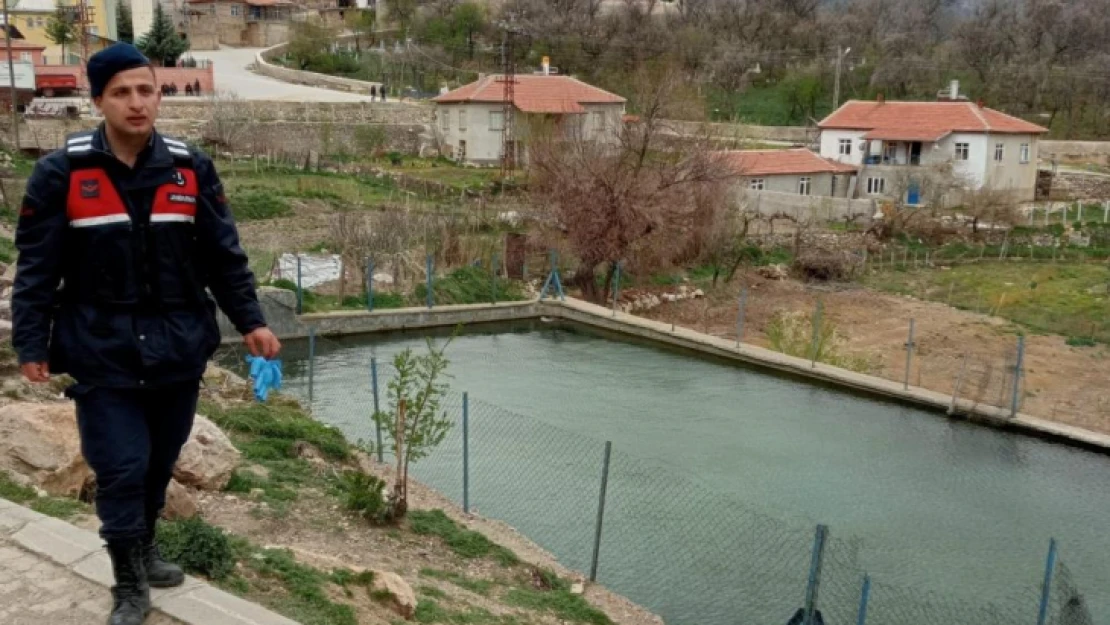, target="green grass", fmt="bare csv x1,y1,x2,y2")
0,471,91,520
504,580,611,625
408,510,519,566
419,568,496,596
865,263,1110,343
227,190,293,221
0,236,16,264
204,402,350,461
249,548,358,625
415,266,527,306
265,279,408,313
418,585,448,599
414,599,523,625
